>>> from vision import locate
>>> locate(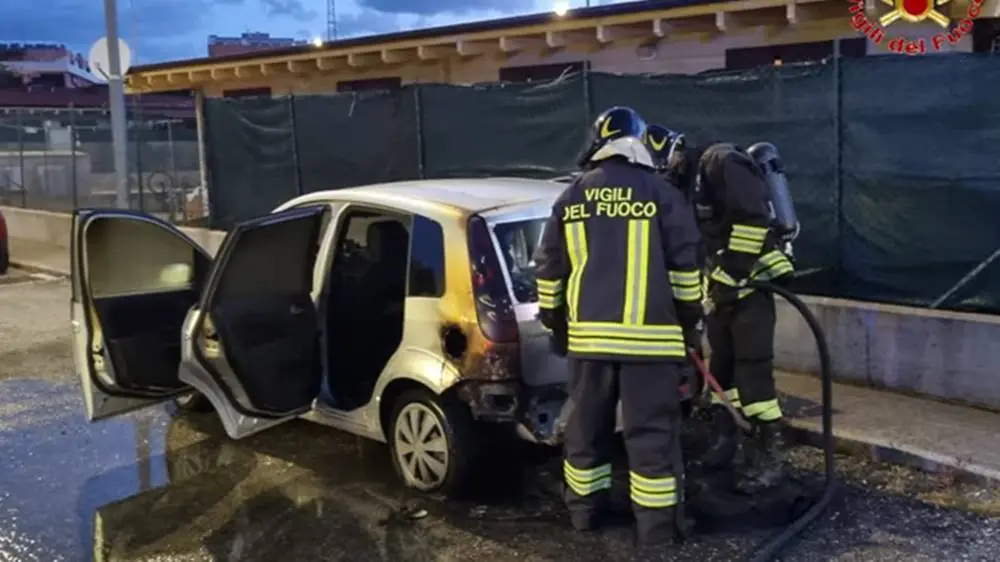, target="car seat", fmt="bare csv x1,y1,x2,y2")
340,220,409,407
